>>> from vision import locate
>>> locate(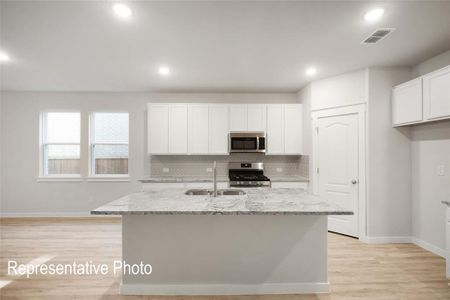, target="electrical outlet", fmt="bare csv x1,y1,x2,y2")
436,164,445,176
276,167,283,173
163,167,170,173
206,168,213,173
